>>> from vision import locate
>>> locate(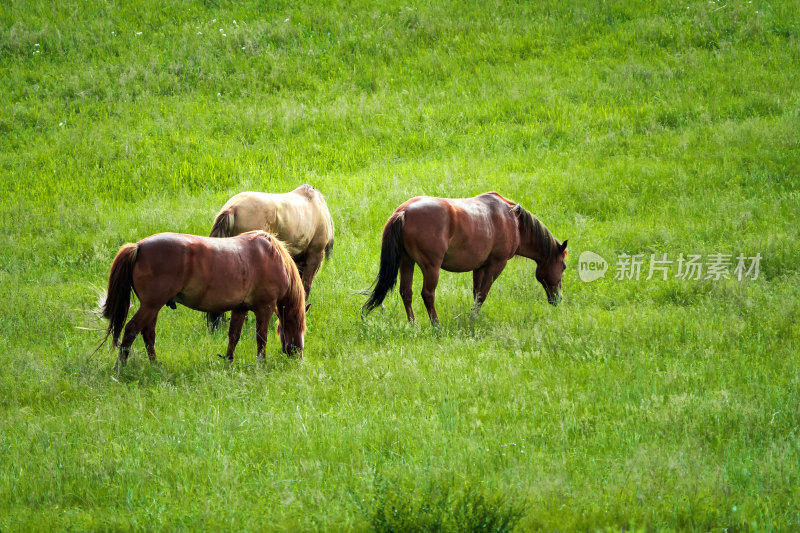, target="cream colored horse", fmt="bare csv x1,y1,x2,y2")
208,185,334,328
